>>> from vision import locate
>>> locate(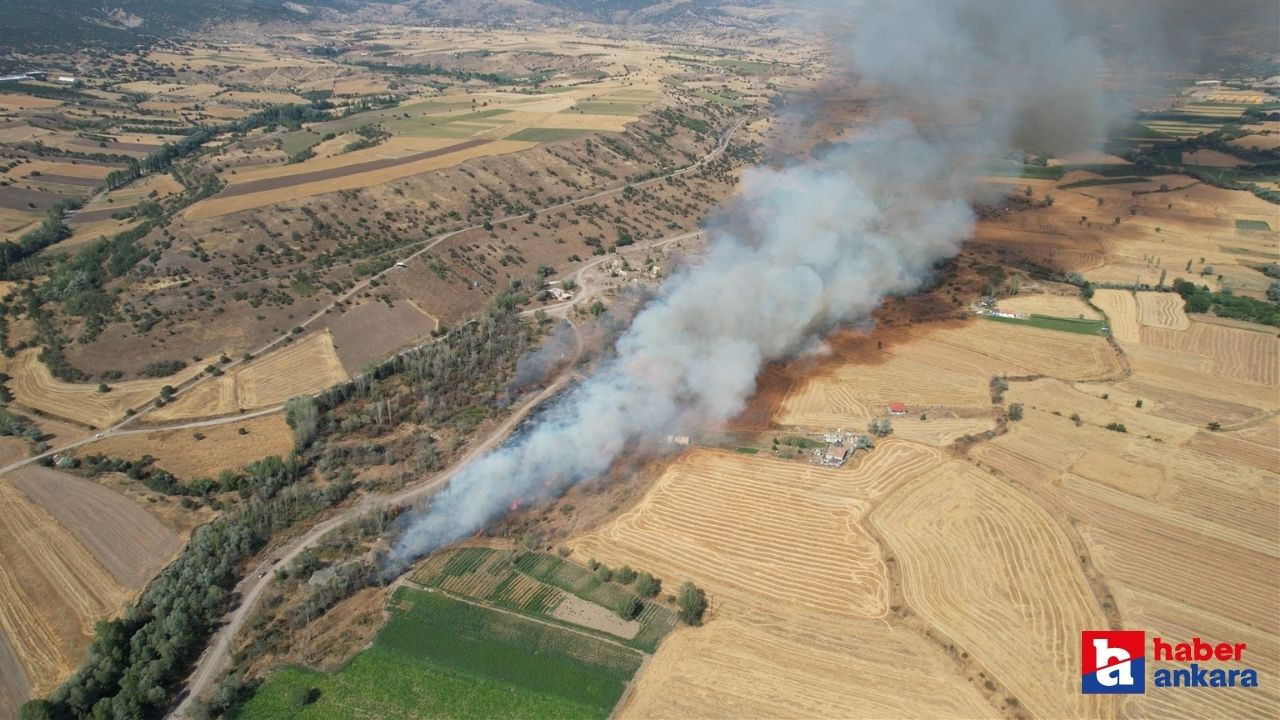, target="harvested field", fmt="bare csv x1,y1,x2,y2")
186,139,536,219
775,331,1021,428
0,480,129,698
572,446,932,620
84,411,294,479
1134,291,1190,330
997,292,1101,319
1138,321,1278,386
6,348,201,427
0,629,29,720
574,443,997,720
871,461,1110,720
926,319,1124,381
623,617,995,720
9,466,181,587
149,331,348,420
